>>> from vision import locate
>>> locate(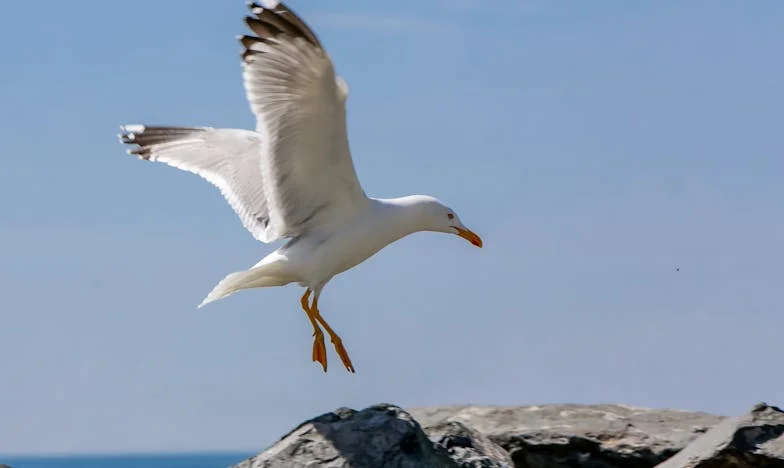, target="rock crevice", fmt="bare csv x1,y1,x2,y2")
233,402,784,468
